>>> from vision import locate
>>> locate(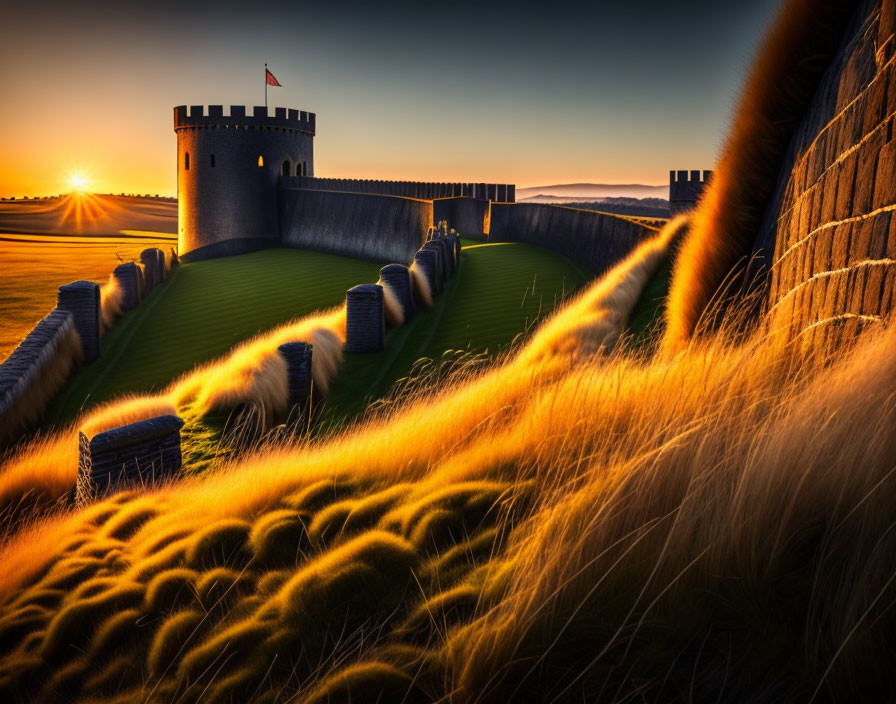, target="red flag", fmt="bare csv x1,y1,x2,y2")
265,68,281,87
